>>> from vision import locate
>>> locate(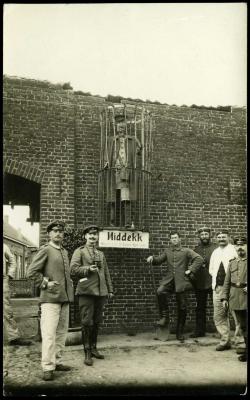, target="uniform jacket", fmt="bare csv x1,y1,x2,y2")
70,245,113,297
3,243,16,279
192,242,217,290
152,245,204,293
209,244,238,290
220,257,247,310
27,242,74,303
